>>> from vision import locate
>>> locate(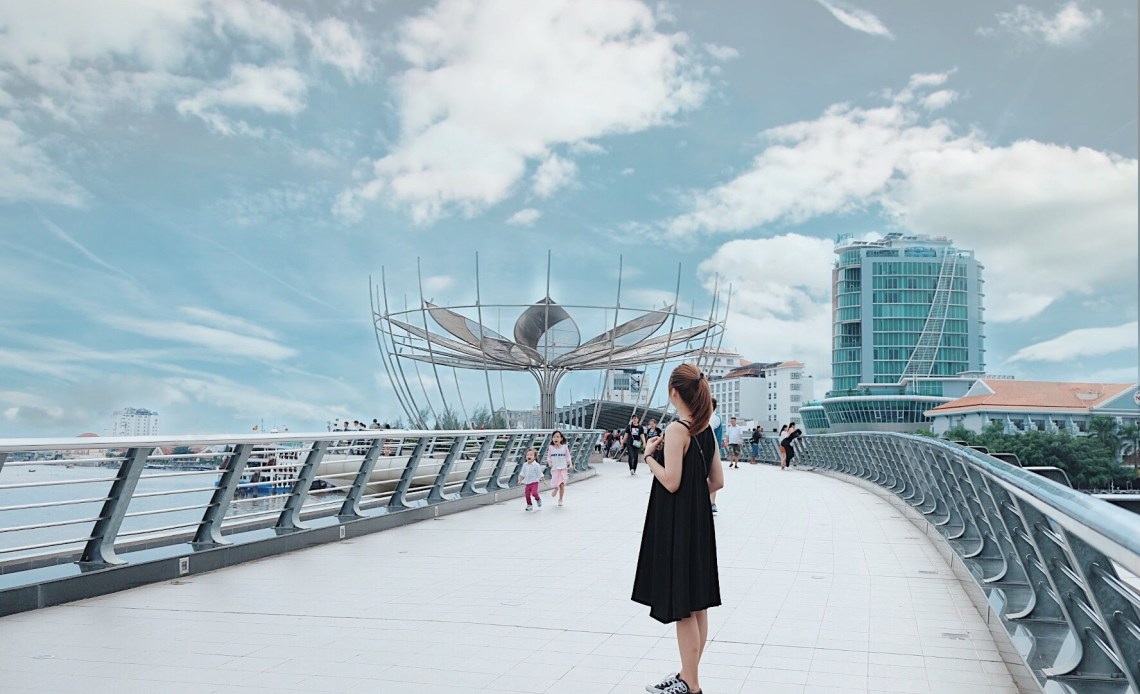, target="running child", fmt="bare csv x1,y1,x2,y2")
546,430,572,506
520,448,544,511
